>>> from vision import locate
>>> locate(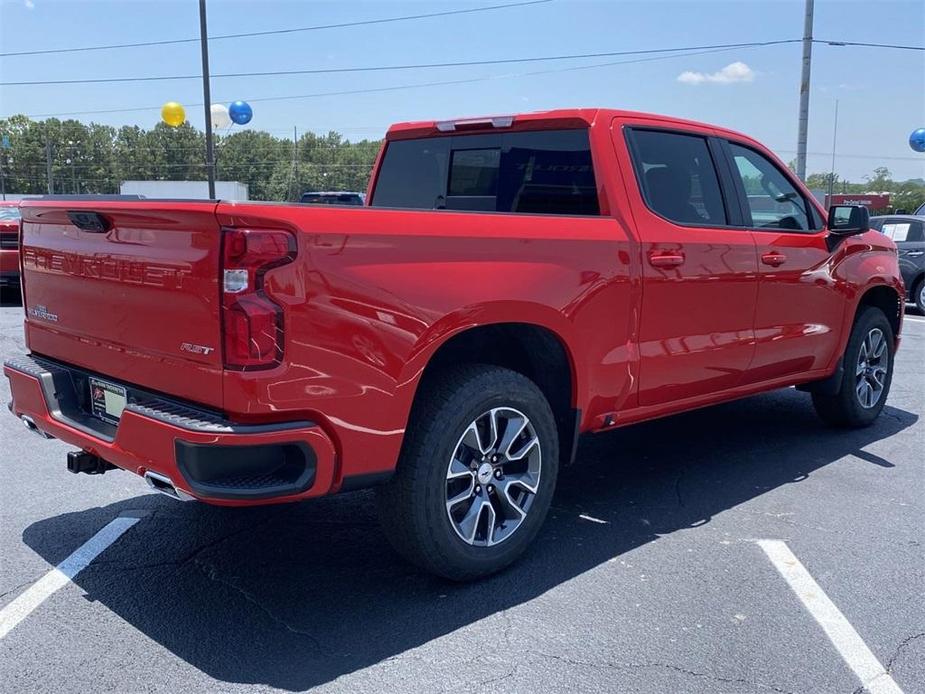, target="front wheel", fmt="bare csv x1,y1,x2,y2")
914,278,925,314
812,306,895,428
376,365,558,581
